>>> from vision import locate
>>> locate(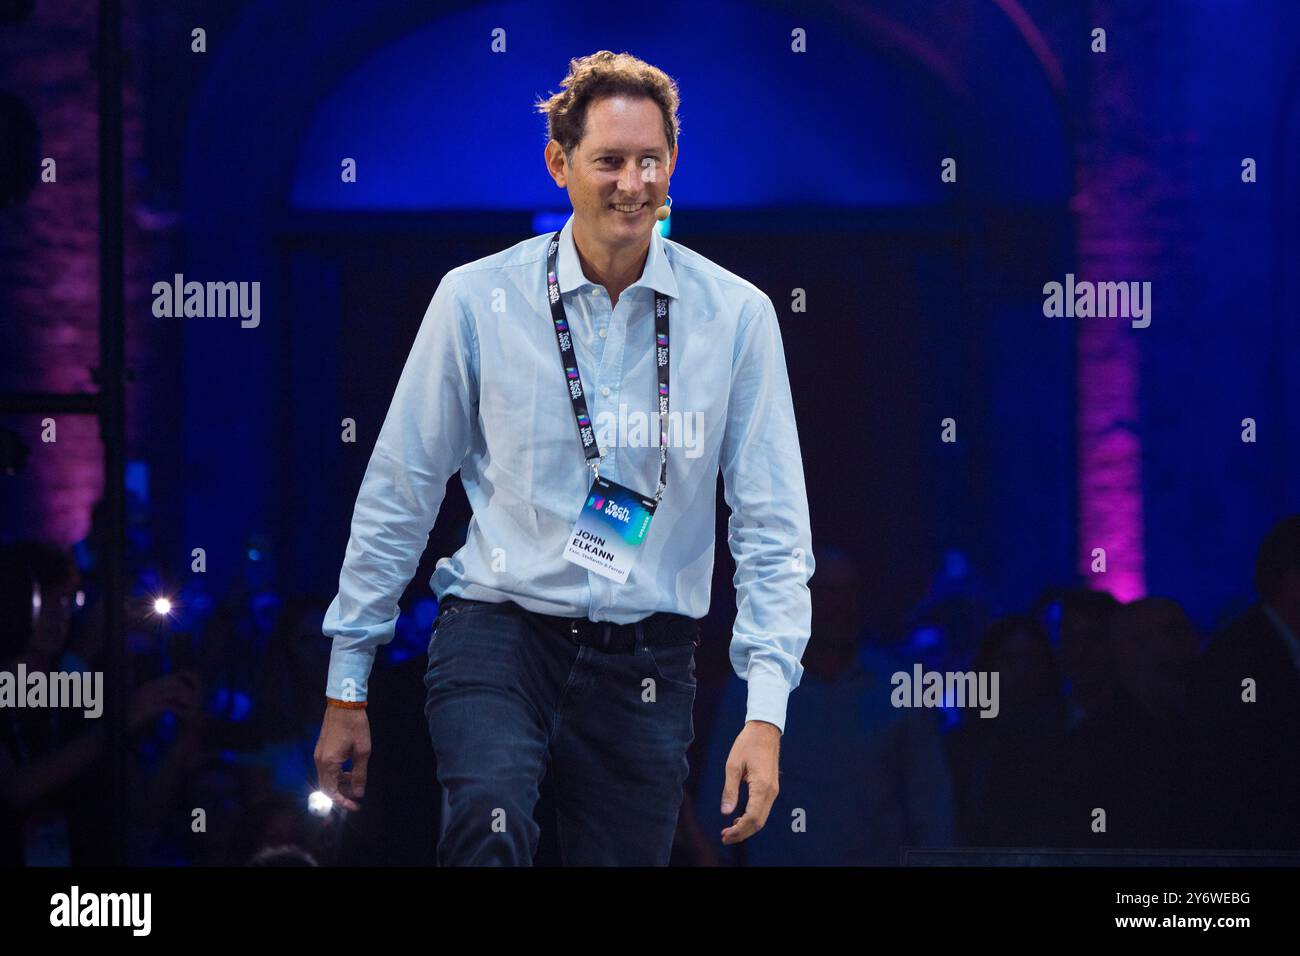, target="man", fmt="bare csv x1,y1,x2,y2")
313,50,814,865
1193,515,1300,850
